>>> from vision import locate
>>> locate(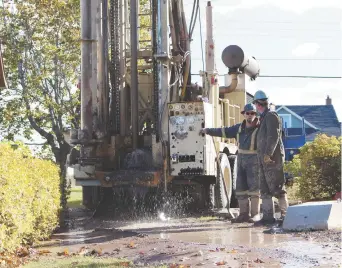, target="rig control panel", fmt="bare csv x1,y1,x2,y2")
168,101,215,177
